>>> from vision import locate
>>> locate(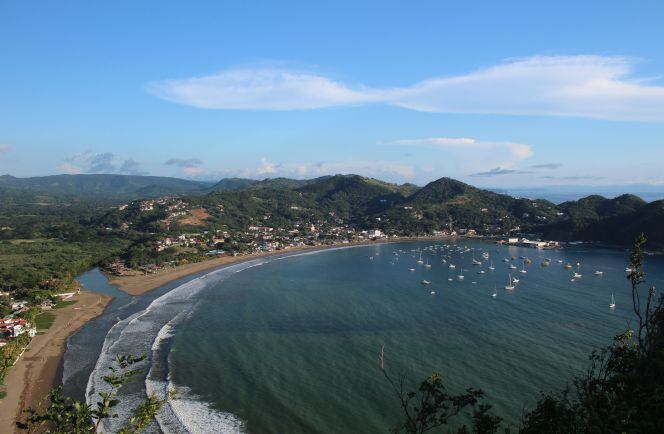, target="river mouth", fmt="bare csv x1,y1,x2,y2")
66,242,662,433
